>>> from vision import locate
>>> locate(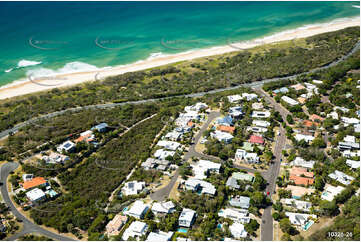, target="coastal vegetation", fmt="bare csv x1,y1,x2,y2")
0,27,359,133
